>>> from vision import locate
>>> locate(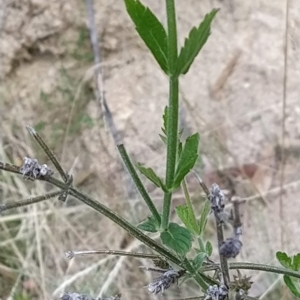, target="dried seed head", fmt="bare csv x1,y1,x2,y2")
65,251,75,259
20,157,53,179
147,269,181,295
220,236,243,258
209,183,226,217
204,284,228,300
39,164,51,176
230,270,253,294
